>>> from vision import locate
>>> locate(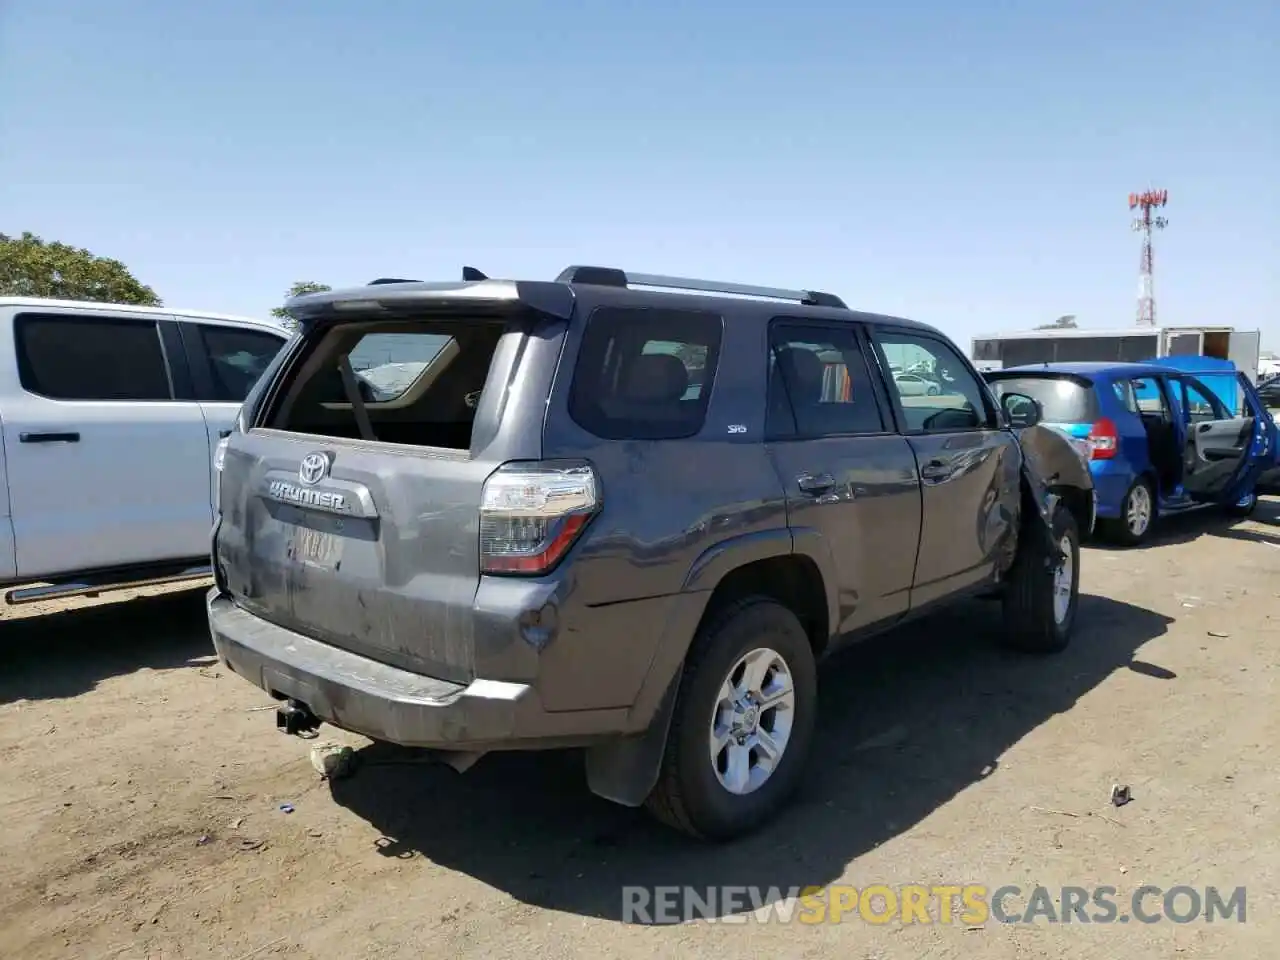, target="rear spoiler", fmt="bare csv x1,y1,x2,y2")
283,276,576,328
368,267,488,284
983,370,1094,389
